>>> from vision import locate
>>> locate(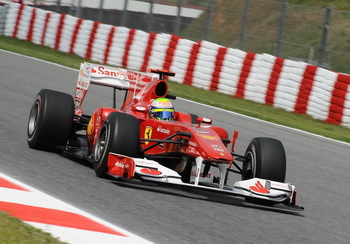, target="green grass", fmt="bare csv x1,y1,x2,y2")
0,36,89,69
0,211,67,244
1,35,349,143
